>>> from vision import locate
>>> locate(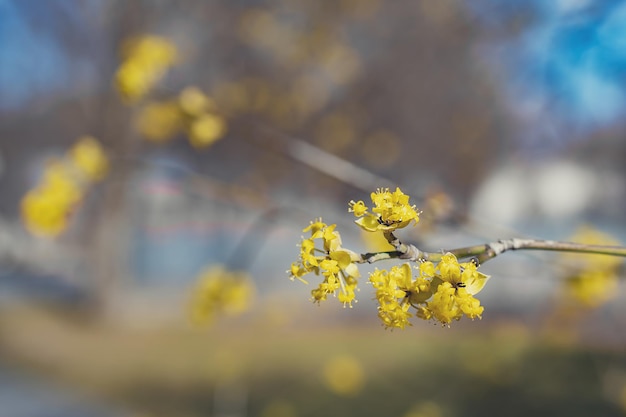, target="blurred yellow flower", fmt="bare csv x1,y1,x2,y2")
187,113,227,148
134,86,227,149
565,270,618,308
122,36,176,65
136,101,183,143
179,86,216,116
189,265,255,326
69,136,109,181
561,226,622,308
21,161,81,237
115,35,177,103
21,188,73,237
21,137,109,237
322,355,365,397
